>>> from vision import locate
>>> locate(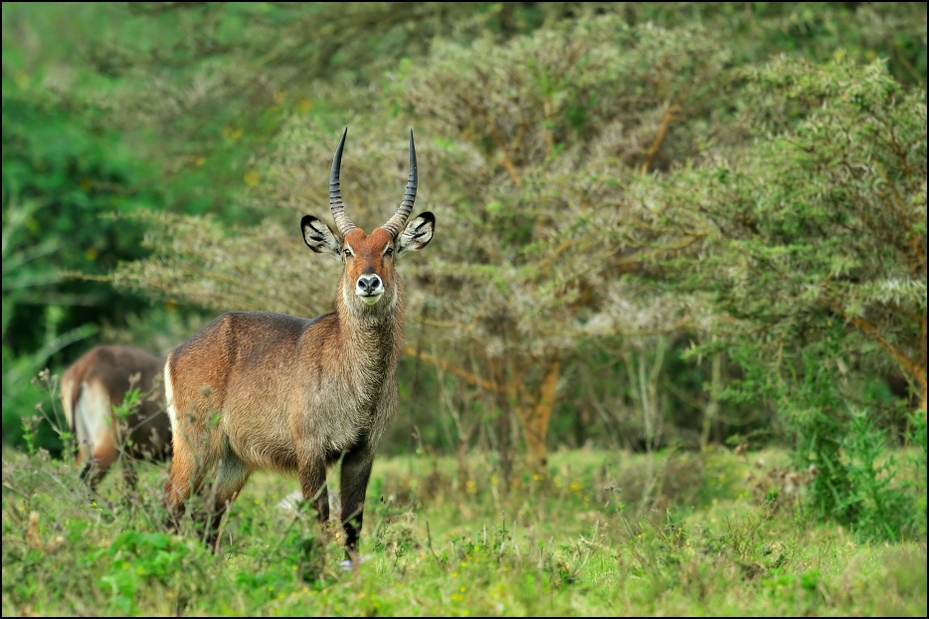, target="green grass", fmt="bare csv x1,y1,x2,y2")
2,446,926,616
